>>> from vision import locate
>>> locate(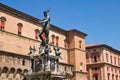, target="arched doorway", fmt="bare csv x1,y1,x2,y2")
93,74,98,80
15,68,22,80
1,67,8,79
8,68,15,80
